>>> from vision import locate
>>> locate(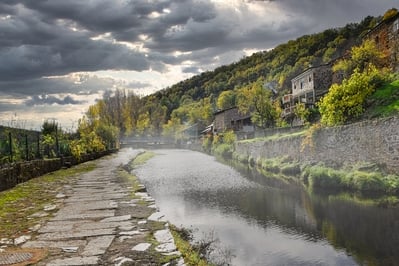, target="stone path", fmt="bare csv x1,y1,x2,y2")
11,149,185,266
